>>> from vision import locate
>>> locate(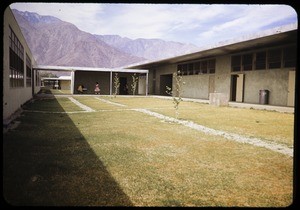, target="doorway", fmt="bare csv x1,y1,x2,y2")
231,74,244,102
119,77,128,95
160,74,173,96
287,70,295,106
